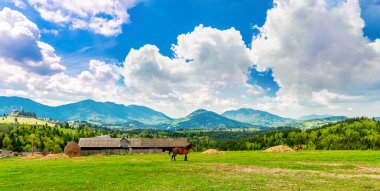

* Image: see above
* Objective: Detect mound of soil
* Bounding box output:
[24,153,69,159]
[24,154,44,159]
[264,145,295,153]
[201,149,225,154]
[45,154,69,159]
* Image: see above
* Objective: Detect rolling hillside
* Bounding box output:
[298,114,334,120]
[244,118,380,150]
[0,116,55,127]
[222,108,295,127]
[291,116,348,129]
[0,96,351,129]
[167,109,255,130]
[0,96,172,125]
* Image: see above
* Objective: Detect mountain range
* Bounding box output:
[298,114,334,120]
[290,116,348,129]
[0,96,350,129]
[221,108,295,127]
[0,96,171,125]
[166,109,254,130]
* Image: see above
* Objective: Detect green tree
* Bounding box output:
[53,145,62,153]
[2,136,12,150]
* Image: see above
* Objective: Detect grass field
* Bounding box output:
[1,151,380,191]
[0,116,55,127]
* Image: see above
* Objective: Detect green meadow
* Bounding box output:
[0,116,55,127]
[1,151,380,191]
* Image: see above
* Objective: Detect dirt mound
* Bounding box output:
[264,145,295,153]
[45,154,69,159]
[23,153,69,159]
[201,149,225,154]
[24,154,44,159]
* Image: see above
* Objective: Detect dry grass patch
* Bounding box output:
[202,149,225,154]
[264,145,294,152]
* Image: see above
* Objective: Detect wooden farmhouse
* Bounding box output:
[78,135,188,155]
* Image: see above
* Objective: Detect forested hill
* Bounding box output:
[210,118,380,151]
[0,96,172,125]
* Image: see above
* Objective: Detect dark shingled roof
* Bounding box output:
[78,136,188,148]
[79,135,129,148]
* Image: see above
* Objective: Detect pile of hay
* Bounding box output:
[23,154,44,159]
[264,145,295,153]
[23,153,69,159]
[45,154,69,159]
[201,149,225,154]
[64,141,81,157]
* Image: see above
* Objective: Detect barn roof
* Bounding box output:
[128,138,188,148]
[78,135,188,148]
[79,136,128,148]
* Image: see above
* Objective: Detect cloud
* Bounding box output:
[0,58,125,106]
[121,25,257,116]
[0,7,65,75]
[2,1,380,118]
[4,0,27,9]
[41,28,59,36]
[0,23,258,117]
[172,25,253,84]
[27,0,139,36]
[251,0,380,116]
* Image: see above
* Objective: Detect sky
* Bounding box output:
[0,0,379,118]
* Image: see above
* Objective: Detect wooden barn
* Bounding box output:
[78,135,188,155]
[127,138,188,153]
[79,135,129,155]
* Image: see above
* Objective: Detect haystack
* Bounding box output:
[263,145,294,153]
[64,141,81,157]
[201,149,225,154]
[45,153,69,159]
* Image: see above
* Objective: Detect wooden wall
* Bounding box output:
[130,148,164,154]
[80,148,166,155]
[80,148,129,156]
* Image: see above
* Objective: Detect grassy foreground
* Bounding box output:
[1,151,380,191]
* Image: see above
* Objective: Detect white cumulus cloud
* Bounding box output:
[27,0,138,36]
[251,0,380,117]
[0,7,65,75]
[121,25,257,116]
[2,1,380,118]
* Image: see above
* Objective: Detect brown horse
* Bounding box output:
[169,144,196,161]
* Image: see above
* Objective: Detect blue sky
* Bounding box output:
[0,0,380,118]
[1,0,278,94]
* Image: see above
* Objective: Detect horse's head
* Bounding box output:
[186,144,196,151]
[190,145,197,151]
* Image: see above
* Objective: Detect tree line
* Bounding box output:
[1,117,380,152]
[190,118,380,151]
[0,124,106,153]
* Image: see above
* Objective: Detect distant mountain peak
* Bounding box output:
[190,109,208,115]
[298,114,334,120]
[222,108,295,128]
[167,108,253,130]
